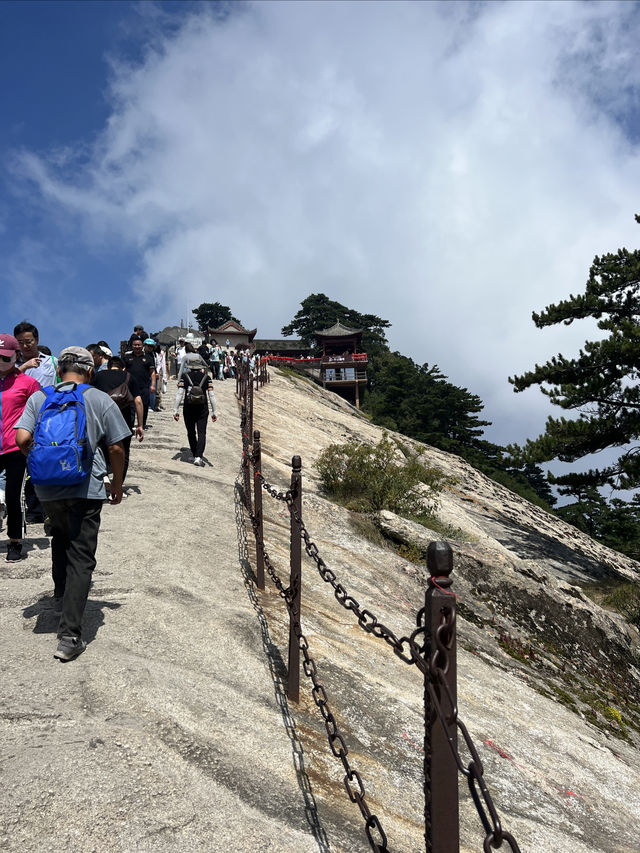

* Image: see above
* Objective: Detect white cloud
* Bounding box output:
[11,0,640,445]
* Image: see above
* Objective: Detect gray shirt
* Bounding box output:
[16,381,131,501]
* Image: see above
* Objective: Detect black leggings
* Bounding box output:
[183,405,208,458]
[0,451,26,540]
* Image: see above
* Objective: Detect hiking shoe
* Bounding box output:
[6,542,25,562]
[193,457,205,467]
[54,636,86,661]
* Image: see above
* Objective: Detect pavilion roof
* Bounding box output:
[314,321,362,339]
[207,320,257,340]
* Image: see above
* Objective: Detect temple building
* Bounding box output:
[314,322,368,408]
[207,319,257,350]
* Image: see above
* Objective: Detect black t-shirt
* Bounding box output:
[128,331,149,346]
[94,369,134,427]
[124,353,155,395]
[180,369,213,410]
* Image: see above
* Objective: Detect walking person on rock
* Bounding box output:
[0,333,40,562]
[15,347,130,661]
[173,356,217,467]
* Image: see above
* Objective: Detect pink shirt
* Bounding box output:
[0,370,40,454]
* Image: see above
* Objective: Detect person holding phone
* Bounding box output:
[14,322,57,389]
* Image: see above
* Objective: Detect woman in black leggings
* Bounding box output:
[173,358,217,467]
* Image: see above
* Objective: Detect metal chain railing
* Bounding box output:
[236,358,521,853]
[250,507,389,852]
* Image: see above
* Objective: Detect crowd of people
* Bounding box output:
[0,321,259,662]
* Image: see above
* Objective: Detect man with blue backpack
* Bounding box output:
[15,346,131,661]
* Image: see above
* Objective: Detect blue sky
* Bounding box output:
[2,0,640,464]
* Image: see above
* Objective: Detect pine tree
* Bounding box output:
[509,215,640,490]
[192,302,240,332]
[281,293,391,354]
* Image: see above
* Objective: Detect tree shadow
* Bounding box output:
[22,595,122,643]
[234,476,331,853]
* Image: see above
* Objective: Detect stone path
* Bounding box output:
[0,377,327,853]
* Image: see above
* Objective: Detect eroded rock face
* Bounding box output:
[376,508,640,744]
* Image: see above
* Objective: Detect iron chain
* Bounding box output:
[258,531,388,853]
[245,417,521,853]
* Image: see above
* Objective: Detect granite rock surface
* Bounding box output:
[1,368,638,853]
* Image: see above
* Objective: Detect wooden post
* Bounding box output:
[424,541,458,853]
[253,430,265,590]
[287,455,302,702]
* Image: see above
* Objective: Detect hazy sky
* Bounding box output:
[2,0,640,452]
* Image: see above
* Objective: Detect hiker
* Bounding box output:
[173,355,217,467]
[87,344,109,373]
[197,340,211,364]
[0,333,40,562]
[94,356,144,484]
[14,321,58,388]
[209,342,220,379]
[124,336,156,430]
[143,339,158,411]
[15,346,131,661]
[152,344,167,411]
[175,338,186,378]
[127,324,149,348]
[13,323,58,526]
[176,342,198,380]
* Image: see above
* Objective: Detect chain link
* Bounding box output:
[256,523,388,852]
[245,430,521,853]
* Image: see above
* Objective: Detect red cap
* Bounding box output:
[0,334,20,357]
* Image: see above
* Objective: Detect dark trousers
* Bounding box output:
[122,433,132,482]
[0,450,26,540]
[140,388,150,429]
[41,499,102,639]
[183,405,208,458]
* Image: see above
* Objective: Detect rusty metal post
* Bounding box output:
[287,455,302,702]
[424,541,458,853]
[241,403,252,515]
[253,429,265,590]
[248,377,254,442]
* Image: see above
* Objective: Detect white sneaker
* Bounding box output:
[193,457,205,467]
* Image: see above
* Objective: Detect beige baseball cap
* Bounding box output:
[58,346,94,369]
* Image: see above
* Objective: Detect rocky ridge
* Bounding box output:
[0,368,639,853]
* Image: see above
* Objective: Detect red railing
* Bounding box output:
[264,353,368,366]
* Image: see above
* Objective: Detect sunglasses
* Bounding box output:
[0,354,14,362]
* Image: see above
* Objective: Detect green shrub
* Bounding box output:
[314,434,445,516]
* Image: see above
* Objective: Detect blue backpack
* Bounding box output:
[27,384,94,486]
